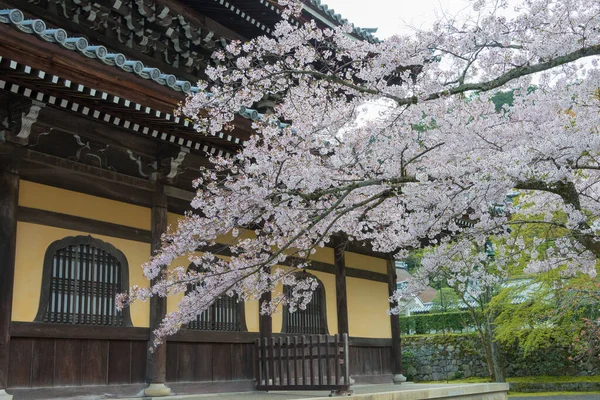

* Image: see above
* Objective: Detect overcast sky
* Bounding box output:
[318,0,474,38]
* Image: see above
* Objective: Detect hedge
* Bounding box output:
[399,311,479,335]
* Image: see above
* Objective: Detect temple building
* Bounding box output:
[0,1,401,398]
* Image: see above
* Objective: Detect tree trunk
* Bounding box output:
[480,329,495,380]
[486,315,506,382]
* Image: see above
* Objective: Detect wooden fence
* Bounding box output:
[256,333,350,394]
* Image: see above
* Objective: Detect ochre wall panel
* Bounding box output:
[19,180,151,230]
[244,300,259,333]
[347,278,391,338]
[12,222,151,327]
[345,252,387,274]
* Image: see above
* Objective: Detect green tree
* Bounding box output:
[431,287,461,312]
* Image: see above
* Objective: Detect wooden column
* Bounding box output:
[333,237,349,336]
[145,185,171,396]
[259,267,272,338]
[386,257,405,383]
[0,149,18,399]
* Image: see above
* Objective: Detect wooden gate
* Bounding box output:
[255,333,351,394]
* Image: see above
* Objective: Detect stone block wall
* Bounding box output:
[402,334,600,381]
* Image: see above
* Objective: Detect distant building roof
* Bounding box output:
[396,267,437,304]
[419,286,437,303]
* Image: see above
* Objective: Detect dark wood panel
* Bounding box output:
[170,329,259,344]
[177,343,196,382]
[54,340,81,386]
[11,322,150,341]
[348,337,393,347]
[7,338,33,388]
[166,342,179,383]
[31,339,55,387]
[194,343,213,382]
[130,341,147,384]
[381,347,392,374]
[349,346,361,376]
[164,341,257,383]
[212,344,232,381]
[348,346,393,377]
[231,343,252,380]
[81,340,108,385]
[108,341,132,385]
[18,207,152,243]
[8,336,148,389]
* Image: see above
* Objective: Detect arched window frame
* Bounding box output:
[281,273,329,334]
[35,235,133,327]
[185,263,247,332]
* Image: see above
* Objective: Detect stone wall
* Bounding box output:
[402,334,600,382]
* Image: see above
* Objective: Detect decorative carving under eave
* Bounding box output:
[15,101,45,141]
[70,134,115,171]
[127,149,157,180]
[166,146,190,180]
[0,94,44,145]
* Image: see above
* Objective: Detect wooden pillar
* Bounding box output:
[386,257,406,383]
[145,185,171,397]
[333,237,349,336]
[0,150,18,400]
[259,267,272,339]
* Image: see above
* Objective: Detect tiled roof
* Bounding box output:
[0,9,195,95]
[307,0,378,42]
[0,7,326,133]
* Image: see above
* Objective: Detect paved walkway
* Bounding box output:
[170,383,468,399]
[513,396,600,400]
[135,382,509,400]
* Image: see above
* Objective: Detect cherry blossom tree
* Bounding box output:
[118,0,600,348]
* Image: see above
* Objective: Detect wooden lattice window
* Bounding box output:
[281,274,329,334]
[35,235,132,326]
[186,264,247,331]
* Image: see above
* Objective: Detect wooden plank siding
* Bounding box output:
[7,322,393,390]
[165,341,255,383]
[348,342,394,384]
[7,337,147,388]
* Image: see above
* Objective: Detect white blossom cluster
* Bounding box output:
[119,0,600,344]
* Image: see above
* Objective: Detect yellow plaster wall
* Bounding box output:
[13,222,151,327]
[19,180,151,230]
[245,300,260,332]
[345,251,387,274]
[347,277,391,338]
[309,247,334,264]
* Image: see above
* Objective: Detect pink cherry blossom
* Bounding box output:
[122,0,600,344]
